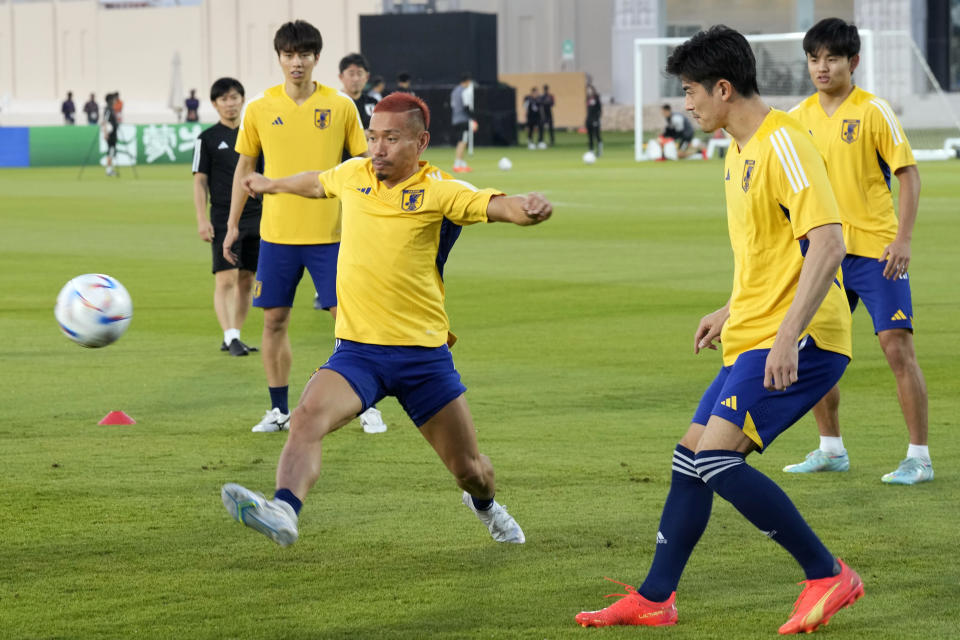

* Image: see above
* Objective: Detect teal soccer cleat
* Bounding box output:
[783,449,850,473]
[881,458,933,485]
[221,483,299,547]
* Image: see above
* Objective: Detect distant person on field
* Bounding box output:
[339,53,378,131]
[585,84,602,155]
[539,84,556,147]
[192,77,262,357]
[367,75,385,101]
[395,71,414,95]
[450,72,475,173]
[61,91,76,125]
[83,93,99,125]
[654,104,703,160]
[101,93,119,176]
[221,92,552,550]
[185,89,200,122]
[523,86,541,149]
[784,17,931,484]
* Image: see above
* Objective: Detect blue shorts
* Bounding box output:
[842,254,914,333]
[319,339,468,427]
[253,240,338,309]
[692,339,849,451]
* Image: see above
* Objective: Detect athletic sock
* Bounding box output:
[470,495,494,511]
[819,436,845,455]
[268,386,289,415]
[638,445,713,602]
[907,444,930,461]
[224,328,240,344]
[695,449,836,580]
[273,488,302,515]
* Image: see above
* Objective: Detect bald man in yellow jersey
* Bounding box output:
[222,20,389,435]
[576,27,863,635]
[783,18,931,484]
[221,93,552,548]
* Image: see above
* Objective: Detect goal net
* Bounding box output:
[633,30,960,161]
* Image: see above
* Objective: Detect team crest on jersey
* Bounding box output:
[401,189,425,212]
[315,109,331,129]
[841,119,860,143]
[741,159,756,193]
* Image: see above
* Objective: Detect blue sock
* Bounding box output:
[695,449,836,580]
[638,445,713,602]
[273,488,302,515]
[470,495,494,511]
[268,386,289,415]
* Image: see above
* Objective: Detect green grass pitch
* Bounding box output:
[1,132,958,639]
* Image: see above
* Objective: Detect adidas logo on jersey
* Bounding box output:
[217,141,229,150]
[720,396,738,411]
[356,187,372,195]
[891,309,908,322]
[272,117,284,125]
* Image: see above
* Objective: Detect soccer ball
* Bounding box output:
[582,151,597,164]
[498,157,513,171]
[55,274,133,348]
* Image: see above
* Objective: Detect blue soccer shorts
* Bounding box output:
[842,254,914,333]
[253,240,338,309]
[691,338,849,451]
[318,339,468,427]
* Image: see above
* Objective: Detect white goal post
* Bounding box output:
[633,30,960,161]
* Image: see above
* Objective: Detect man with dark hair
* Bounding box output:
[784,18,931,484]
[575,26,863,635]
[222,92,552,548]
[101,93,119,177]
[185,89,200,122]
[539,84,555,147]
[585,84,602,155]
[368,75,385,101]
[83,93,99,125]
[657,103,703,159]
[192,77,261,357]
[61,91,76,125]
[339,53,378,130]
[523,86,541,149]
[450,72,474,172]
[395,71,414,94]
[222,19,371,433]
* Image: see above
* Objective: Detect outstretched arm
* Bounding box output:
[485,193,552,226]
[241,171,326,199]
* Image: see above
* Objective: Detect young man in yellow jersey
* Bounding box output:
[221,93,552,547]
[222,20,388,435]
[784,18,931,484]
[575,27,863,634]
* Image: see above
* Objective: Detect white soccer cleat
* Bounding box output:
[462,491,525,544]
[221,483,299,547]
[251,408,290,433]
[359,406,388,434]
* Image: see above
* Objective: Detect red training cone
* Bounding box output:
[98,410,136,425]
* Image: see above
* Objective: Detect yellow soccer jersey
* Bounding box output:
[236,83,367,244]
[791,87,916,258]
[721,109,852,366]
[318,158,503,347]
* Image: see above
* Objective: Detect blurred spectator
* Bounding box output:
[61,91,76,125]
[394,71,414,95]
[185,89,200,122]
[368,75,385,101]
[522,86,542,149]
[83,93,99,124]
[586,84,602,156]
[539,84,555,147]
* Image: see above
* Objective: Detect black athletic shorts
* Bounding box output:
[212,226,260,274]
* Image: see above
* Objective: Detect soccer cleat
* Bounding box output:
[251,408,290,433]
[227,338,249,356]
[359,406,388,434]
[239,340,258,353]
[783,449,850,473]
[220,341,229,352]
[575,578,678,628]
[461,491,525,544]
[881,457,933,485]
[221,483,299,547]
[778,559,863,634]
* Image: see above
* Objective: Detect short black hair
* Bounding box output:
[461,72,472,83]
[273,20,322,56]
[339,53,369,73]
[370,75,384,87]
[210,77,245,102]
[397,71,411,83]
[803,18,860,58]
[665,25,759,97]
[662,103,672,111]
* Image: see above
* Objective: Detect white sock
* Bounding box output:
[907,444,930,461]
[454,159,464,168]
[224,328,240,344]
[819,436,846,455]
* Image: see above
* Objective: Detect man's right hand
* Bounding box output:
[694,305,730,354]
[241,172,272,198]
[197,220,214,243]
[221,226,239,265]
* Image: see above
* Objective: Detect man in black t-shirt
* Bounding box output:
[83,93,99,125]
[101,93,120,176]
[192,77,263,356]
[339,53,378,133]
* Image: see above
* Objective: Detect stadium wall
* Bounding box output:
[498,72,587,129]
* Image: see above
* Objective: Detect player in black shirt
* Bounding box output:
[192,77,263,356]
[338,54,378,135]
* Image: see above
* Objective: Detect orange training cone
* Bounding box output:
[99,410,136,425]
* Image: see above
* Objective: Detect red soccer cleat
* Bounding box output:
[575,578,678,628]
[778,559,864,635]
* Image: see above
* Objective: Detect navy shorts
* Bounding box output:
[842,254,914,333]
[253,240,338,309]
[692,338,849,451]
[319,339,467,427]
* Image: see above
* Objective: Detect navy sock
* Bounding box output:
[695,449,836,580]
[470,495,494,511]
[273,488,302,515]
[638,445,713,602]
[268,386,289,415]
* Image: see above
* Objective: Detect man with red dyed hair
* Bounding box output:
[221,93,553,548]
